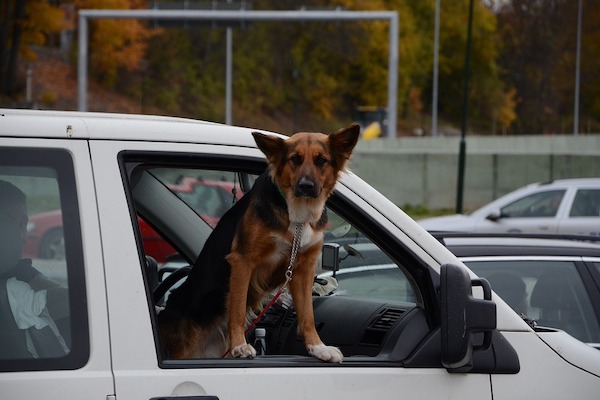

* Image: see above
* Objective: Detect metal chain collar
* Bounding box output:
[283,222,304,287]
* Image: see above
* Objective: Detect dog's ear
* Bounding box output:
[252,132,286,166]
[328,123,360,170]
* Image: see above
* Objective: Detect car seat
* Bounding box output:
[530,270,588,343]
[487,272,527,316]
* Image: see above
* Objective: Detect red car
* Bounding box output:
[24,179,242,263]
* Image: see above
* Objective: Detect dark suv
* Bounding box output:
[320,233,600,349]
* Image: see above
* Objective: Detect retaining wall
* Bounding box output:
[349,135,600,211]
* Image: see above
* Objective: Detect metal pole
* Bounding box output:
[432,0,440,137]
[77,9,398,132]
[456,0,474,214]
[226,26,233,125]
[387,13,399,138]
[573,0,582,136]
[78,14,88,112]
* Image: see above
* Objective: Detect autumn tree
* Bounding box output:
[73,0,157,87]
[0,0,65,95]
[495,0,600,133]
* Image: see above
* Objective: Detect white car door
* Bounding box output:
[558,188,600,236]
[89,137,494,400]
[0,139,114,400]
[475,189,566,233]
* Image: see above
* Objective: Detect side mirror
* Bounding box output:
[321,243,340,276]
[485,209,502,222]
[440,263,496,371]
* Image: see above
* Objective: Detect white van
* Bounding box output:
[1,109,599,400]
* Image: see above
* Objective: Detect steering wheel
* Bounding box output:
[153,266,192,305]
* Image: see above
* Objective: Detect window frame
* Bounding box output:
[120,151,437,368]
[0,147,89,372]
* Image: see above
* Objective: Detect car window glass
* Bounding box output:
[150,168,243,227]
[500,190,565,218]
[466,260,600,344]
[135,168,244,264]
[0,149,88,372]
[570,189,600,217]
[318,209,416,304]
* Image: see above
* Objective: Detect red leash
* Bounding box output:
[245,288,284,335]
[221,289,285,358]
[222,223,304,358]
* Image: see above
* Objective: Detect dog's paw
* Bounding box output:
[307,344,343,363]
[231,343,257,358]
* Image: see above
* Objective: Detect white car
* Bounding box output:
[1,109,599,400]
[419,178,600,236]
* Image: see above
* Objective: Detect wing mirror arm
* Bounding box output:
[440,263,496,371]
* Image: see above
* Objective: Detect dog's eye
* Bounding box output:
[290,154,302,166]
[315,155,328,167]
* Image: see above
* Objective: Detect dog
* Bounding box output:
[158,124,360,363]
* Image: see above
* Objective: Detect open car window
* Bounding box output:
[125,158,427,366]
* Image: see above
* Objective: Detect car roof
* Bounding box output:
[0,108,282,146]
[433,232,600,258]
[523,178,600,188]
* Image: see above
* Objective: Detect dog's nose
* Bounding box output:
[295,176,318,198]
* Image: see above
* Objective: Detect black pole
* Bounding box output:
[456,0,474,214]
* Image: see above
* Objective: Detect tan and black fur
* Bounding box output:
[158,124,360,362]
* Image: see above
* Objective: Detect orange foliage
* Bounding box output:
[74,0,159,86]
[19,0,67,61]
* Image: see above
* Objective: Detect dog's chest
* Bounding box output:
[269,224,323,264]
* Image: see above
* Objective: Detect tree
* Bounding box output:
[74,0,158,87]
[0,0,65,95]
[495,0,600,134]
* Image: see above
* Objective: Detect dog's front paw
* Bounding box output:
[307,344,343,363]
[231,343,257,358]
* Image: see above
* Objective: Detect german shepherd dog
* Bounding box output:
[158,124,360,363]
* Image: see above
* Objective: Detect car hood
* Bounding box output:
[417,214,476,231]
[537,329,600,377]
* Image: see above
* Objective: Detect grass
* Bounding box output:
[400,204,456,221]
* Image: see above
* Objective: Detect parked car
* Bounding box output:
[23,178,241,263]
[443,233,600,349]
[318,232,600,349]
[2,109,600,400]
[418,178,600,236]
[319,232,600,349]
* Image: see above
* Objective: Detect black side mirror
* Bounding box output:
[440,263,496,371]
[321,243,340,277]
[486,209,502,222]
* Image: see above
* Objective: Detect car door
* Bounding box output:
[0,140,114,400]
[475,189,566,234]
[558,188,600,236]
[89,137,494,400]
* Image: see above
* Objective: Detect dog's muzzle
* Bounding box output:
[295,176,319,198]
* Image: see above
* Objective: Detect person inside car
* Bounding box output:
[0,180,69,359]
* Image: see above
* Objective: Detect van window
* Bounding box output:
[0,148,88,372]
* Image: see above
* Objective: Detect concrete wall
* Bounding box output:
[349,135,600,211]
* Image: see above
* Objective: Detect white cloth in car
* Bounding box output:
[6,277,49,330]
[5,277,69,358]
